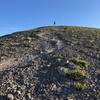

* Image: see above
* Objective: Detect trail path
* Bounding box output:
[0,58,18,71]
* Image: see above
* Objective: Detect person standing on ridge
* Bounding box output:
[54,21,56,25]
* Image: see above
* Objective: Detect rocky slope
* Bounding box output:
[0,26,100,100]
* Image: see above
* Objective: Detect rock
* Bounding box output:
[21,85,26,90]
[51,83,57,91]
[66,60,69,64]
[27,93,31,99]
[57,67,69,75]
[40,51,44,54]
[67,96,74,100]
[57,58,61,62]
[17,90,21,95]
[7,94,14,100]
[47,64,51,67]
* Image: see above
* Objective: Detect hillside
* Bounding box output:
[0,26,100,100]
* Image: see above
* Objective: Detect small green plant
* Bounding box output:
[78,60,90,68]
[73,82,88,91]
[65,66,86,80]
[70,56,90,68]
[92,91,100,99]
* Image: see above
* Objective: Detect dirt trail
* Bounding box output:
[37,32,46,37]
[0,58,18,71]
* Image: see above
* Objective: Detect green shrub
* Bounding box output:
[70,56,90,68]
[65,66,86,80]
[73,82,88,91]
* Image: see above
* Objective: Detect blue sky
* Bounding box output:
[0,0,100,35]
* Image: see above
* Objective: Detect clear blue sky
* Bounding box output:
[0,0,100,35]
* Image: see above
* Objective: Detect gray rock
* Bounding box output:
[7,94,14,100]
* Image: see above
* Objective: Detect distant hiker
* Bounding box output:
[54,21,56,25]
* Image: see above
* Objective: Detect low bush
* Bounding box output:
[73,82,88,91]
[70,56,90,68]
[65,66,86,80]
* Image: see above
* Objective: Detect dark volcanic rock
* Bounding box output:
[0,26,100,100]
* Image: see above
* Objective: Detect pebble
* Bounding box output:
[67,96,74,100]
[27,93,31,99]
[51,83,57,91]
[66,60,69,63]
[57,58,61,62]
[17,90,21,95]
[7,94,14,100]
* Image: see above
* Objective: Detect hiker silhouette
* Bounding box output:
[53,21,56,25]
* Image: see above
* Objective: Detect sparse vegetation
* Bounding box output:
[73,82,88,91]
[0,26,99,100]
[70,56,90,68]
[65,66,86,80]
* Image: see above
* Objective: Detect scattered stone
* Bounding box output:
[0,26,99,100]
[27,93,31,99]
[7,94,14,100]
[17,91,21,95]
[51,83,57,91]
[67,96,74,100]
[58,67,69,75]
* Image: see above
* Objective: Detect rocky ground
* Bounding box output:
[0,26,100,100]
